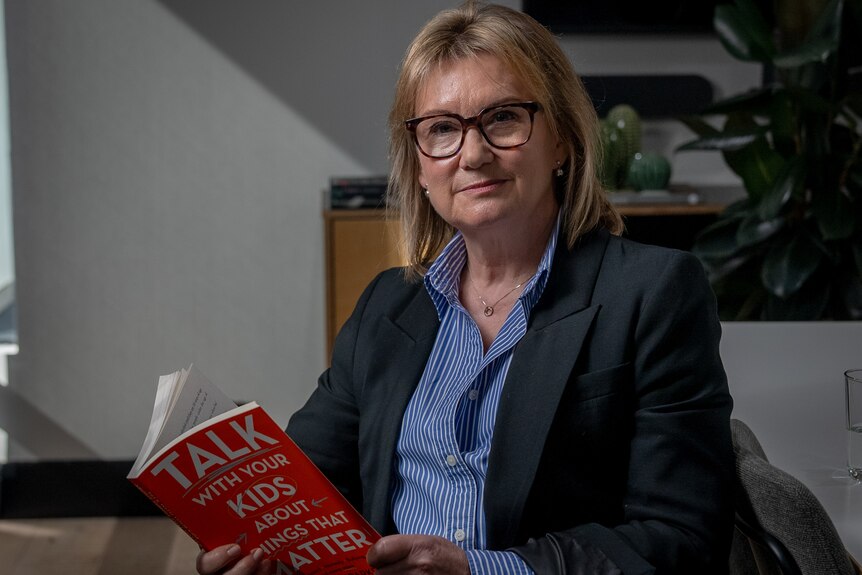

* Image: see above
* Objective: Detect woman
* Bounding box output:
[198,3,734,574]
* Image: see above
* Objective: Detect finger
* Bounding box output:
[253,558,273,575]
[196,544,242,574]
[366,535,412,568]
[221,549,266,575]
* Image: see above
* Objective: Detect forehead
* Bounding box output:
[414,54,531,116]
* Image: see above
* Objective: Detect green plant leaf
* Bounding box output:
[759,158,804,220]
[714,0,776,62]
[763,273,831,319]
[719,113,785,202]
[723,140,785,203]
[737,214,785,247]
[677,115,721,137]
[703,87,776,116]
[774,38,839,67]
[762,231,824,297]
[812,185,855,240]
[677,115,767,153]
[706,251,761,284]
[769,91,797,155]
[677,132,762,151]
[692,216,743,261]
[774,0,842,67]
[724,197,755,216]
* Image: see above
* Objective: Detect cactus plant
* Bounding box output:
[605,104,642,186]
[627,152,672,191]
[599,120,625,190]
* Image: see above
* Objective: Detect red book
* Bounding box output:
[128,366,378,575]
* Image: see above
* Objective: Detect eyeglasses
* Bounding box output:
[405,102,540,159]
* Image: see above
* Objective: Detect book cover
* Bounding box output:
[128,367,378,575]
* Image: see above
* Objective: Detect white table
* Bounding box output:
[721,322,862,561]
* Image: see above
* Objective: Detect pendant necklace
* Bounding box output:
[468,273,527,317]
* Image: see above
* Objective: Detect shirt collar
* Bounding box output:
[424,212,561,318]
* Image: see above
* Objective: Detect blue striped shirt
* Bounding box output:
[391,217,559,574]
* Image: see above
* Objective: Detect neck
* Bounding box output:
[460,208,557,287]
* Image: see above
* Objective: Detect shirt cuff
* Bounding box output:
[464,549,535,574]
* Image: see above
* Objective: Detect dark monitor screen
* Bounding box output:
[523,0,772,35]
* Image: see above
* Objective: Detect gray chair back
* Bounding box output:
[729,418,856,575]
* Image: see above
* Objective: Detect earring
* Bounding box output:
[555,160,564,177]
[424,188,430,197]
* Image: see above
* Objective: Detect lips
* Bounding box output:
[458,179,506,193]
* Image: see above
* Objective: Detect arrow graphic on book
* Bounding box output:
[235,533,248,545]
[312,497,328,507]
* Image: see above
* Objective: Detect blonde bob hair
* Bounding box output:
[388,2,623,279]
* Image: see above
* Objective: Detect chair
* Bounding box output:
[729,418,859,575]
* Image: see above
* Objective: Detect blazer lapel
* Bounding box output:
[484,228,610,548]
[361,284,439,534]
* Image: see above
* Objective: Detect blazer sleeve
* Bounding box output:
[513,250,735,575]
[284,272,386,510]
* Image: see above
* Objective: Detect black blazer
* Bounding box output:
[287,228,734,574]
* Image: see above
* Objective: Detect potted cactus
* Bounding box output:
[600,104,642,190]
[678,0,862,320]
[601,104,672,191]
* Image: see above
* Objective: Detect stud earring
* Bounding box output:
[555,160,564,177]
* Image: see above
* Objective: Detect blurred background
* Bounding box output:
[1,0,763,465]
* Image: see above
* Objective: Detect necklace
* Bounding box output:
[467,273,526,317]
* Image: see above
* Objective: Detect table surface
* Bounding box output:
[721,322,862,561]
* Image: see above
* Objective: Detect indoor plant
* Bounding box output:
[679,0,862,320]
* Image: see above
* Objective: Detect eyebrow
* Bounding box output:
[414,97,530,118]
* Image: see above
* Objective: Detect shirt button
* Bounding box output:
[454,529,466,542]
[468,389,479,401]
[446,454,457,467]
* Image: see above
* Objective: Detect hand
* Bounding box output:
[367,534,470,574]
[195,544,271,575]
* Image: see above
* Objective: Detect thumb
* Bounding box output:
[366,535,410,568]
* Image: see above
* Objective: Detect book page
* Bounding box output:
[131,365,235,474]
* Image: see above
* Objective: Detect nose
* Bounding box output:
[458,126,493,169]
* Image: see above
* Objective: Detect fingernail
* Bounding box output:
[226,544,241,557]
[252,548,264,561]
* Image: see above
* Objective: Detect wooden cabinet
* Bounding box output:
[323,211,403,358]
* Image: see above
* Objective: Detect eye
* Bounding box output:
[426,118,461,136]
[486,108,520,125]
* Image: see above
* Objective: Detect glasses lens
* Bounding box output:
[481,105,532,148]
[415,116,463,158]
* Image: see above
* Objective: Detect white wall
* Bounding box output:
[721,322,862,473]
[6,0,759,458]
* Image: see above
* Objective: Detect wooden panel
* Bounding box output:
[324,212,402,358]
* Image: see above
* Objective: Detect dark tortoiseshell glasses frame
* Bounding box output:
[405,102,541,159]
